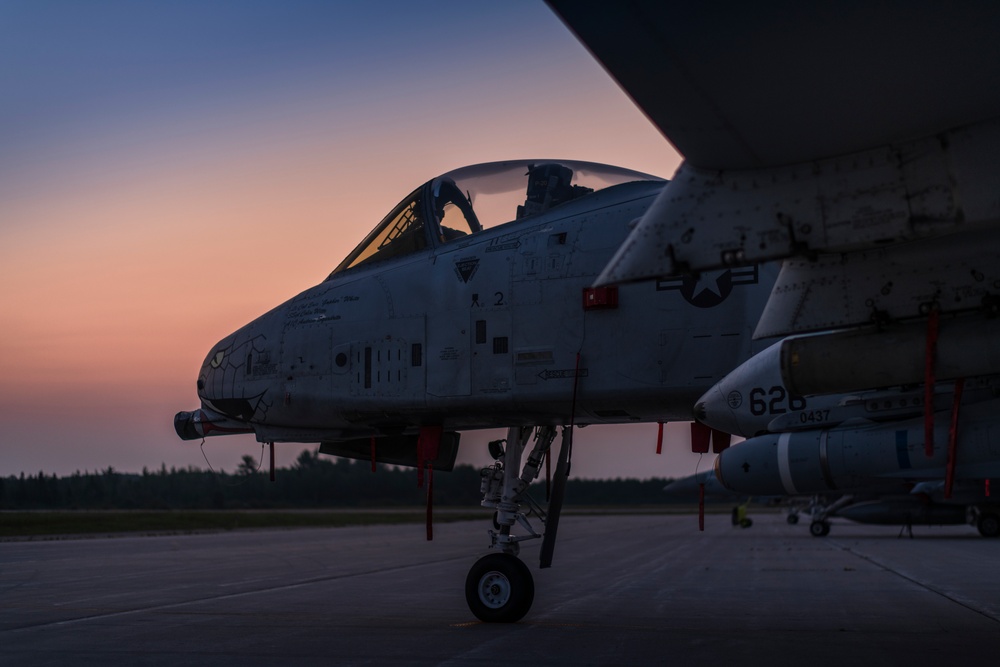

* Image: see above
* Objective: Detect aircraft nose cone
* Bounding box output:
[174,411,201,441]
[694,384,741,435]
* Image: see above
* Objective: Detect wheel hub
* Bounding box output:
[479,571,511,608]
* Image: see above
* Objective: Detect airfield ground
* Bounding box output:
[1,511,996,665]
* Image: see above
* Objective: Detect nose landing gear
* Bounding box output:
[467,424,570,622]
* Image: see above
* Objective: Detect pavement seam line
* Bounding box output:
[6,553,474,633]
[830,538,1000,625]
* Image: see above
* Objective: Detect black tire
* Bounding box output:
[809,520,831,537]
[465,553,534,623]
[740,518,753,528]
[977,513,1000,538]
[787,513,799,525]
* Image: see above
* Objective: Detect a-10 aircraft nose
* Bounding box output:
[174,338,259,441]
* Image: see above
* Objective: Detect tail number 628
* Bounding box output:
[749,386,806,416]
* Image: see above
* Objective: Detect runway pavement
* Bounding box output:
[1,511,997,666]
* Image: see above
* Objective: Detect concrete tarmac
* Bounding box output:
[1,512,997,666]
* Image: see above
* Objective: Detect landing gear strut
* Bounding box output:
[805,494,856,537]
[467,425,569,622]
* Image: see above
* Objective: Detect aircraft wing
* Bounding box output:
[548,1,1000,171]
[550,1,1000,347]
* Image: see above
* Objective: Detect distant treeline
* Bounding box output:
[0,450,681,510]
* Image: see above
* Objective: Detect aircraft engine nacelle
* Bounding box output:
[714,399,1000,496]
[781,316,1000,397]
[695,341,814,438]
[697,330,1000,441]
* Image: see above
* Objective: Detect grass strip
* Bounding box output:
[0,510,484,538]
[0,505,751,539]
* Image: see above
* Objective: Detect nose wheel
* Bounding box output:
[465,553,534,623]
[810,520,831,537]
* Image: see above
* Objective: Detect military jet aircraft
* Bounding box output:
[175,159,778,622]
[547,2,1000,530]
[177,0,1000,622]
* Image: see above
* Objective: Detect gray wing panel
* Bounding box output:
[547,1,1000,169]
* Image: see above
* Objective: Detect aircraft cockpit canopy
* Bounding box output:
[329,159,662,277]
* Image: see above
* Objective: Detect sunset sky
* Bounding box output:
[0,1,716,480]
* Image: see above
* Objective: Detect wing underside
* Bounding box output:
[548,1,1000,170]
[550,1,1000,344]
